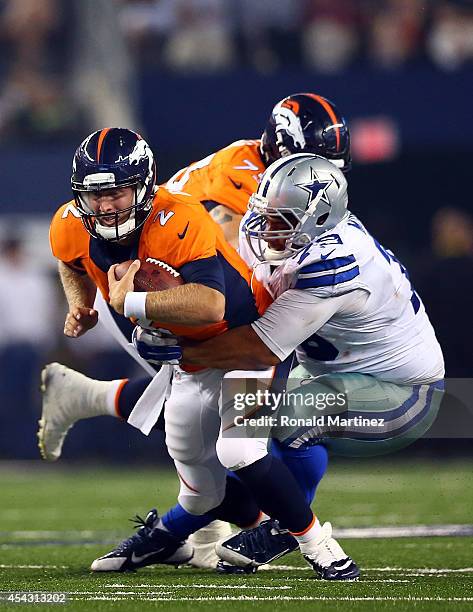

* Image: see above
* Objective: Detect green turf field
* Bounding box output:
[0,459,472,611]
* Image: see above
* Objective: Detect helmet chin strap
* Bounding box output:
[262,245,292,263]
[95,208,137,241]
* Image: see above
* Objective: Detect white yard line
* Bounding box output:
[104,584,292,589]
[261,564,473,573]
[335,525,473,538]
[3,524,472,541]
[0,564,68,569]
[69,595,473,602]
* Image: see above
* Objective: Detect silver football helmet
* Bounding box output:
[245,154,349,262]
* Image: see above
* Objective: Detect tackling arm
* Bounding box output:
[183,324,280,369]
[182,289,360,369]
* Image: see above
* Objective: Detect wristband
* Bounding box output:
[124,292,147,319]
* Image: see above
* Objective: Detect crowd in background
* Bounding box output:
[120,0,473,73]
[0,0,472,140]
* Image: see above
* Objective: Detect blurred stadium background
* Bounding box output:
[0,0,472,466]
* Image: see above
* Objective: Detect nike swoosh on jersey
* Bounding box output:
[131,549,165,563]
[320,249,336,260]
[178,222,190,240]
[229,177,242,190]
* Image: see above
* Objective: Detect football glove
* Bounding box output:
[132,326,182,365]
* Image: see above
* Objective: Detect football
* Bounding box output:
[113,258,183,292]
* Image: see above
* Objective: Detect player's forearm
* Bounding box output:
[145,284,225,325]
[58,261,96,308]
[182,325,280,369]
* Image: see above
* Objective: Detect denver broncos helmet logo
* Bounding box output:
[272,100,306,154]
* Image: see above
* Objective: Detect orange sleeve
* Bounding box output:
[204,142,265,215]
[49,201,89,271]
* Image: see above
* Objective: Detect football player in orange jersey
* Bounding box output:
[44,126,275,572]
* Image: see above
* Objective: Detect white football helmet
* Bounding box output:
[245,154,349,262]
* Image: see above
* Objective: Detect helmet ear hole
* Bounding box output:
[316,212,329,226]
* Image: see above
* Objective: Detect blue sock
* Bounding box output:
[272,440,328,505]
[117,377,151,420]
[161,504,213,540]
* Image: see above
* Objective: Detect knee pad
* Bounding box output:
[216,435,268,471]
[178,488,226,516]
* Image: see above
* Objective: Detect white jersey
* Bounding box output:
[239,211,444,385]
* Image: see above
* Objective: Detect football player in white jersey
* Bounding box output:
[165,153,444,578]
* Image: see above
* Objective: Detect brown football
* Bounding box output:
[114,258,183,292]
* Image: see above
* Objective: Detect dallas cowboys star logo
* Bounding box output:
[295,167,333,208]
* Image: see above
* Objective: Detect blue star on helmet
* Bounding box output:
[295,168,333,207]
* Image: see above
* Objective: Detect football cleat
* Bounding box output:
[38,363,83,461]
[215,519,298,568]
[90,509,193,572]
[216,560,257,575]
[38,362,115,461]
[302,522,360,581]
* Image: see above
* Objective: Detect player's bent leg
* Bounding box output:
[271,439,328,505]
[165,367,228,513]
[216,389,359,579]
[163,367,233,566]
[215,436,311,569]
[281,369,444,457]
[38,363,133,461]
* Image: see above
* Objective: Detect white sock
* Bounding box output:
[292,516,322,549]
[84,378,127,418]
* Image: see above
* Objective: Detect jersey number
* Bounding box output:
[166,154,215,194]
[373,239,420,314]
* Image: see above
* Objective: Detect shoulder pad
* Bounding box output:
[291,235,359,294]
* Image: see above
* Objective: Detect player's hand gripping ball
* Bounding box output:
[108,258,183,315]
[113,258,183,291]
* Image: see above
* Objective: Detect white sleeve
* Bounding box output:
[251,288,366,361]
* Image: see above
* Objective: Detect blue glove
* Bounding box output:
[132,326,182,365]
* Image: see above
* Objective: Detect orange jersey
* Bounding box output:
[50,190,272,369]
[164,139,266,215]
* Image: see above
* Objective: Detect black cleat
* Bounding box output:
[304,555,360,580]
[302,522,360,581]
[90,509,193,572]
[216,560,258,575]
[216,519,298,568]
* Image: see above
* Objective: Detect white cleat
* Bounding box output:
[188,520,232,569]
[301,522,360,581]
[38,362,114,461]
